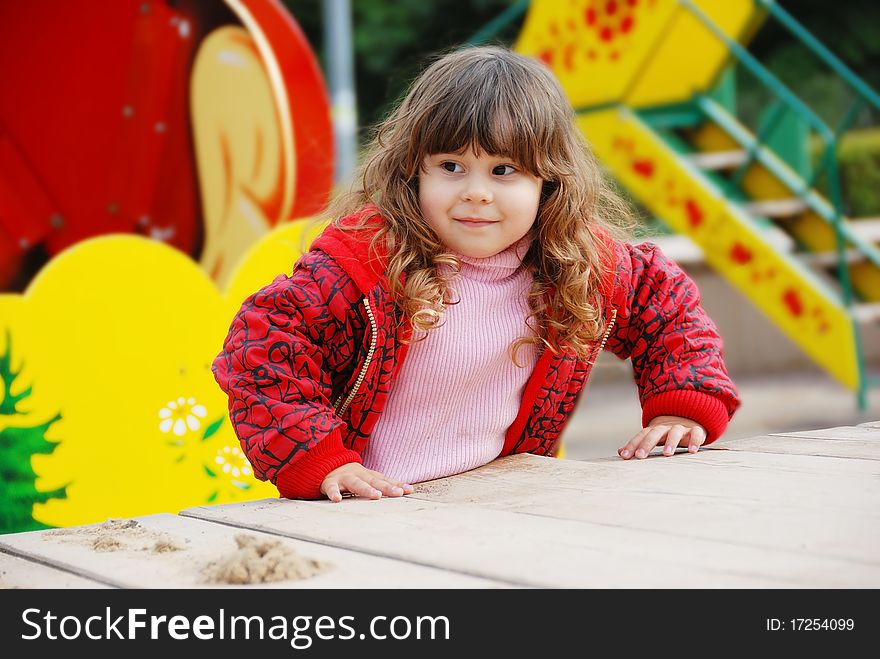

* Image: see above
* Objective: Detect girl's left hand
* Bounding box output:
[618,415,707,460]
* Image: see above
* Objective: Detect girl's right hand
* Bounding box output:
[320,463,414,503]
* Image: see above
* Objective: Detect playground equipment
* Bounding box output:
[0,0,333,532]
[0,0,332,291]
[475,0,880,409]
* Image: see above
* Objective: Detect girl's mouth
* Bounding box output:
[455,218,497,227]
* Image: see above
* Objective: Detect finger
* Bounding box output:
[662,425,689,456]
[687,426,707,453]
[342,476,382,499]
[365,470,414,494]
[635,425,670,458]
[619,427,652,459]
[367,476,407,497]
[395,478,415,493]
[322,481,343,504]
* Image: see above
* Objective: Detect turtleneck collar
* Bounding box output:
[447,234,533,283]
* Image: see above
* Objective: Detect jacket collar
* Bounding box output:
[310,208,388,295]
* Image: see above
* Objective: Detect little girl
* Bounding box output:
[213,46,741,503]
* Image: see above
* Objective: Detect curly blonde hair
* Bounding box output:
[330,45,634,362]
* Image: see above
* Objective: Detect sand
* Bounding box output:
[40,519,331,586]
[44,518,186,554]
[202,533,332,585]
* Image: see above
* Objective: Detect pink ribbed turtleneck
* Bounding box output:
[362,236,539,484]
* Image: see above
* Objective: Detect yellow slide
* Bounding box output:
[515,0,880,397]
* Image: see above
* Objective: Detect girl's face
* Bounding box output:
[419,149,542,259]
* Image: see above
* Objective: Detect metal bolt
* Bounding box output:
[154,122,167,133]
[137,215,151,227]
[122,105,134,119]
[19,238,30,250]
[50,213,65,229]
[150,226,176,242]
[141,2,150,14]
[107,202,119,215]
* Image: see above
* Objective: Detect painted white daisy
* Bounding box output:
[158,397,208,436]
[213,445,253,485]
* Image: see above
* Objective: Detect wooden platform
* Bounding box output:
[2,422,878,588]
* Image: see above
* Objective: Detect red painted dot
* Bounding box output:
[539,50,554,66]
[783,289,804,317]
[818,321,830,334]
[632,159,654,178]
[606,1,618,15]
[610,50,620,60]
[585,8,596,25]
[628,0,639,5]
[730,242,752,264]
[587,49,598,60]
[621,16,634,33]
[685,199,704,227]
[564,45,575,71]
[600,27,614,41]
[550,22,559,36]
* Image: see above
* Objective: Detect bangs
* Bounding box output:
[410,56,561,178]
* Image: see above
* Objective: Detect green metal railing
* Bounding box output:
[466,0,530,46]
[678,0,880,407]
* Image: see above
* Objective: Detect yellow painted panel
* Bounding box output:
[515,0,679,107]
[850,261,880,300]
[0,219,326,528]
[516,0,764,108]
[578,108,860,389]
[191,26,294,289]
[224,218,328,319]
[627,0,761,107]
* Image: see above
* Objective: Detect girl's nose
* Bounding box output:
[461,179,493,203]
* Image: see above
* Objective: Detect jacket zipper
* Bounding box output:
[334,297,378,416]
[587,308,617,364]
[334,303,614,416]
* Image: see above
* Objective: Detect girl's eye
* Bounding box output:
[493,164,516,176]
[441,162,463,173]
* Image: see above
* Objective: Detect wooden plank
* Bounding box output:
[769,425,880,441]
[714,434,880,460]
[402,453,880,569]
[413,451,879,513]
[0,550,111,589]
[181,490,879,588]
[0,513,509,589]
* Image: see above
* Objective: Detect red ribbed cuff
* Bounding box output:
[641,390,731,444]
[274,429,362,499]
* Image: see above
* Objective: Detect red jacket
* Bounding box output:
[213,214,740,499]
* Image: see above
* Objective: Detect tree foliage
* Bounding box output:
[285,1,878,140]
[283,0,524,132]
